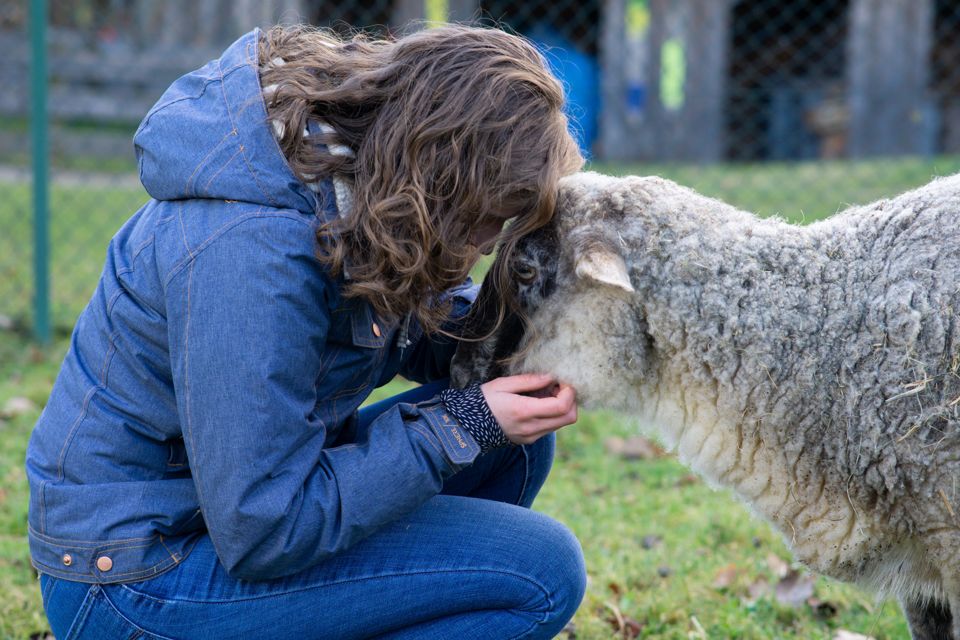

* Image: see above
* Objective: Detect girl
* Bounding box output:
[28,23,584,639]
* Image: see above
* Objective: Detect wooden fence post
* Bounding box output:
[848,0,935,157]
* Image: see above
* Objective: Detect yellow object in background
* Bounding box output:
[426,0,449,25]
[626,0,649,37]
[660,37,686,111]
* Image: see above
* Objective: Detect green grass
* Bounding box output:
[0,335,911,639]
[3,155,953,637]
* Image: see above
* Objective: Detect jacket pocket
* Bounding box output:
[319,299,392,394]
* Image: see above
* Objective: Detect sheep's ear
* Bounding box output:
[574,247,635,293]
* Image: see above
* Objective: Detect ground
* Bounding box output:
[4,156,955,638]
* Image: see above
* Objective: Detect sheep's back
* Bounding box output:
[639,173,960,565]
[816,177,960,523]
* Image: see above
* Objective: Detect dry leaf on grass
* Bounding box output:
[712,563,739,589]
[766,553,790,578]
[603,436,665,460]
[675,474,700,487]
[744,576,771,604]
[603,601,643,639]
[775,569,816,608]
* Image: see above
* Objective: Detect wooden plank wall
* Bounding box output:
[3,0,306,125]
[847,0,935,157]
[601,0,731,162]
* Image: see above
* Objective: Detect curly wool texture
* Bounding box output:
[453,171,960,623]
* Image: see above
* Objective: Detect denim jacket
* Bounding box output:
[25,29,481,584]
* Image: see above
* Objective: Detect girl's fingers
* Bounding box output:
[484,373,556,394]
[515,383,576,419]
[506,411,579,444]
[482,377,578,444]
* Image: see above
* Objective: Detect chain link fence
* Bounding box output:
[4,0,960,338]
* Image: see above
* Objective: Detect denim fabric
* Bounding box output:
[39,390,584,640]
[26,28,486,586]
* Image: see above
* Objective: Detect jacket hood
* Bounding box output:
[133,29,319,215]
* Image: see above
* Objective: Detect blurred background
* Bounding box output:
[5,0,960,339]
[1,2,957,637]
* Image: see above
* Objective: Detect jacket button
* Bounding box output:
[372,323,381,337]
[96,556,113,572]
[61,554,72,566]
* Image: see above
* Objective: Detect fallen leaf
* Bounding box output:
[604,437,626,456]
[622,617,643,639]
[604,436,665,460]
[775,569,816,608]
[603,601,643,639]
[712,563,739,589]
[745,576,770,603]
[833,631,875,640]
[2,396,37,419]
[621,436,666,460]
[766,553,790,578]
[675,474,699,487]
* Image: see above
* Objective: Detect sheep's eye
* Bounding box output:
[514,264,538,284]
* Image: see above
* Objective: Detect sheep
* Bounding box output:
[450,171,960,640]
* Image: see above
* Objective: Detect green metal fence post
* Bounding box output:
[30,0,50,344]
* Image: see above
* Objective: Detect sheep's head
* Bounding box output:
[451,172,653,408]
[450,221,563,386]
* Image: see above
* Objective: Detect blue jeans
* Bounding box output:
[38,383,585,639]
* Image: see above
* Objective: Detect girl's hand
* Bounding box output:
[480,373,578,445]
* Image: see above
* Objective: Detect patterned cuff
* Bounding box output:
[439,384,511,454]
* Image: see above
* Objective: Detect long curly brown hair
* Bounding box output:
[259,24,583,333]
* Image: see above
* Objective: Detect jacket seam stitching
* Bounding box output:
[163,211,312,287]
[106,288,127,317]
[184,127,239,198]
[137,77,219,132]
[53,331,120,487]
[177,202,195,260]
[29,524,156,545]
[407,424,446,459]
[32,553,181,580]
[201,144,244,194]
[217,55,282,208]
[182,261,202,512]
